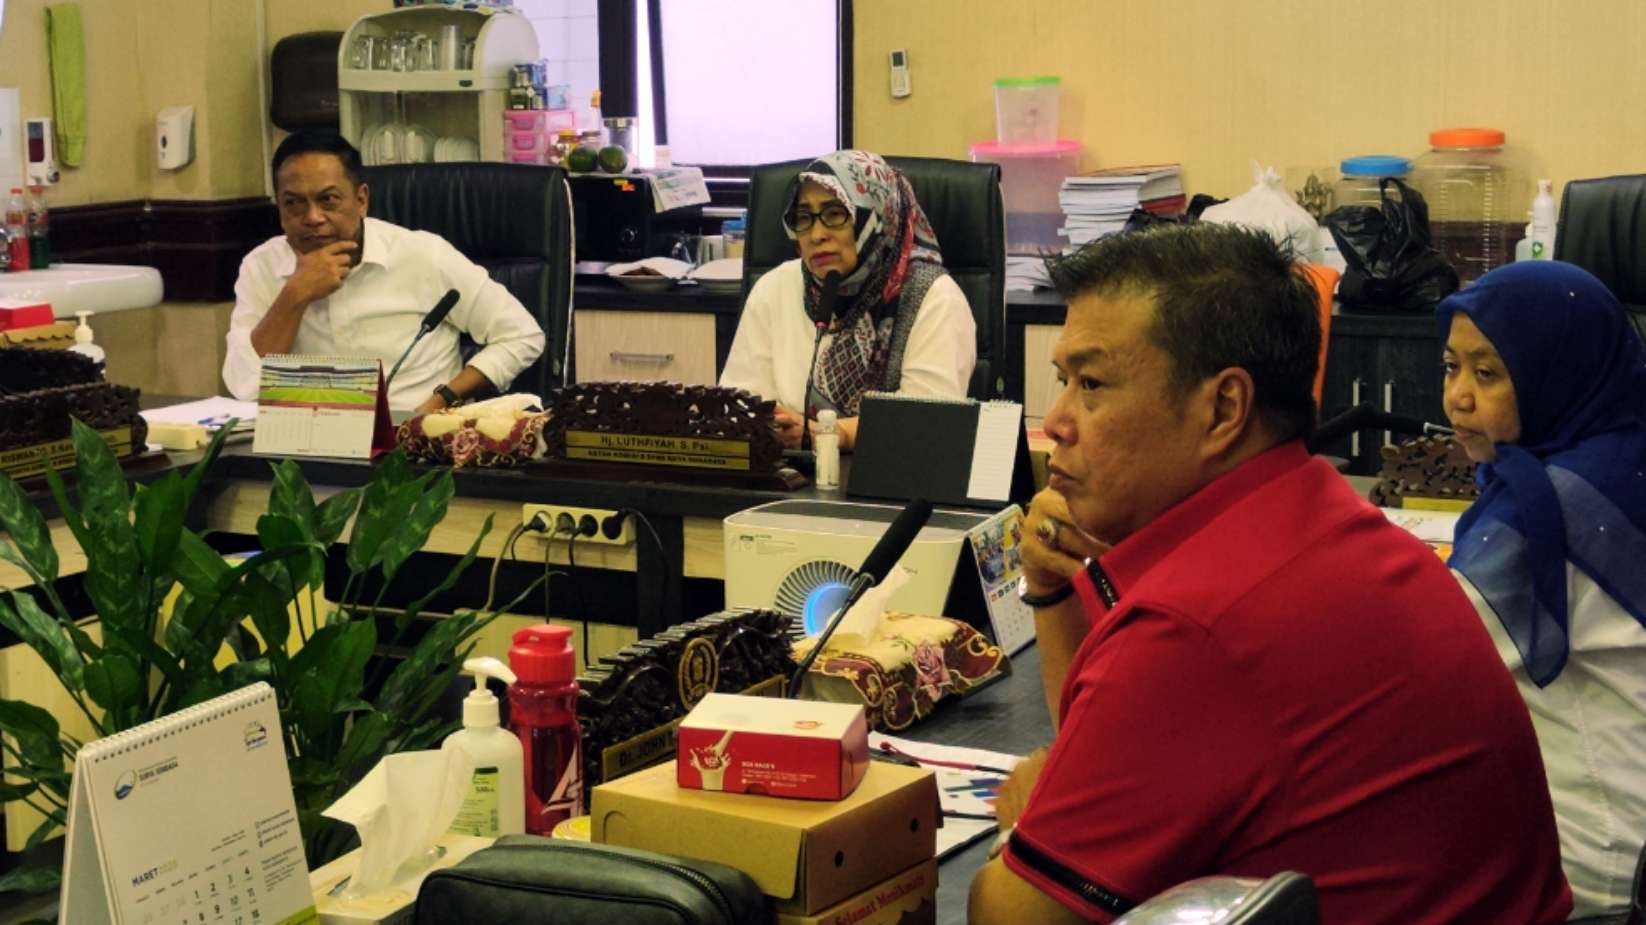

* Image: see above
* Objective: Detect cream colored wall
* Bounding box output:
[853,0,1646,199]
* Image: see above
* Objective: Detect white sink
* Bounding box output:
[0,263,164,316]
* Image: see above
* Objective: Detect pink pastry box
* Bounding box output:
[677,693,869,801]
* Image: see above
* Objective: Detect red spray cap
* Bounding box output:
[509,624,577,684]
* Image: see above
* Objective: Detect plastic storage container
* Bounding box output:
[1334,155,1411,208]
[1410,128,1529,284]
[721,215,746,258]
[969,140,1080,255]
[993,76,1061,145]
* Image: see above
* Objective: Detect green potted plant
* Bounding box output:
[0,420,538,897]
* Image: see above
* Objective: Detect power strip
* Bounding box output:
[521,504,634,546]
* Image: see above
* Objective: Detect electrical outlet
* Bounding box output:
[521,504,633,546]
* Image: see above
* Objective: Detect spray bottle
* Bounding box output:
[442,657,525,837]
[508,625,583,835]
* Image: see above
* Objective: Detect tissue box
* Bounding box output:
[593,760,936,916]
[677,693,868,800]
[0,299,55,332]
[309,833,493,925]
[775,858,938,925]
[793,614,1008,732]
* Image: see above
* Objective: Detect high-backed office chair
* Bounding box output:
[1115,872,1319,925]
[1554,173,1646,338]
[742,156,1007,399]
[359,163,575,398]
[1627,837,1646,925]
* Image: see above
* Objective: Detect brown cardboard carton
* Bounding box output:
[0,321,76,350]
[776,858,937,925]
[592,760,936,915]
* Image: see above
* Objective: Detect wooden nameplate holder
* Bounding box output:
[539,381,807,490]
[0,348,159,484]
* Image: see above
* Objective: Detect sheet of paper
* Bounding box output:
[1382,507,1462,544]
[141,396,259,431]
[870,733,1024,859]
[966,401,1023,501]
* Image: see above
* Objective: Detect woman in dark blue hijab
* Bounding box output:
[1436,259,1646,921]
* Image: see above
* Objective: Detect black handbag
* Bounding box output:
[414,834,772,924]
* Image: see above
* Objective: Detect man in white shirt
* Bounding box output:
[223,132,544,413]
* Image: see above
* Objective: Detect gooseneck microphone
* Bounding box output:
[1306,402,1454,455]
[798,271,842,452]
[788,498,934,697]
[384,288,461,392]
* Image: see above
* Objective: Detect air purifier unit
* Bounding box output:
[723,500,992,636]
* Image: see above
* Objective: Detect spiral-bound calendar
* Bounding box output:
[253,355,394,460]
[59,683,318,925]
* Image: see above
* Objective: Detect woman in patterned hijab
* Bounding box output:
[721,150,976,449]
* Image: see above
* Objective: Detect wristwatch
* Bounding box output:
[433,384,461,407]
[1016,574,1076,608]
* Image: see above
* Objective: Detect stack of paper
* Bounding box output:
[1006,256,1053,292]
[141,396,258,433]
[1059,164,1185,249]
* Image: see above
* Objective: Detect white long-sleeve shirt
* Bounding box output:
[1457,566,1646,921]
[718,258,977,410]
[223,217,545,411]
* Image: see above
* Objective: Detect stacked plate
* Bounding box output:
[606,257,692,292]
[360,125,477,165]
[434,137,480,162]
[687,258,744,295]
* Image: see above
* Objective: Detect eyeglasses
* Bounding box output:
[786,204,853,234]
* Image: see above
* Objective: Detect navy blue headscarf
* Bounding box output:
[1436,261,1646,686]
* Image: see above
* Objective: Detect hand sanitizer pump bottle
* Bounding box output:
[442,657,526,837]
[70,311,106,371]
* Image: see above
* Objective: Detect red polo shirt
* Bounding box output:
[1005,442,1570,924]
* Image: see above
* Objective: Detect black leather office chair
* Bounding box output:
[360,162,574,398]
[1626,837,1646,925]
[1554,173,1646,338]
[1115,872,1319,925]
[742,156,1007,399]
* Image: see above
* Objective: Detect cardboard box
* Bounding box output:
[593,760,936,915]
[308,833,493,925]
[0,320,74,350]
[777,858,937,925]
[0,299,54,331]
[678,693,869,800]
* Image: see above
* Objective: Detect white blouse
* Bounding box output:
[1457,566,1646,921]
[718,258,977,411]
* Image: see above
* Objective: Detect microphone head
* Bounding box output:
[857,498,934,585]
[423,289,460,331]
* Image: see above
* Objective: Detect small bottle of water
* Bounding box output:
[813,410,840,489]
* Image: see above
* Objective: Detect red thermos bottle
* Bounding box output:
[507,624,583,834]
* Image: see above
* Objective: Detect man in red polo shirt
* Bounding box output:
[968,225,1570,924]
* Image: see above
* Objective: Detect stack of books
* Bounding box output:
[1059,165,1186,250]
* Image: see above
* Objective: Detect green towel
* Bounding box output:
[45,3,86,168]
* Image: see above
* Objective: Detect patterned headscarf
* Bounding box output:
[785,150,947,416]
[1437,261,1646,686]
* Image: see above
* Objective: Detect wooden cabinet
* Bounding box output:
[1319,314,1446,474]
[1022,324,1061,425]
[574,310,719,386]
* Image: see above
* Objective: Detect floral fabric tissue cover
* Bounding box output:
[792,613,1006,732]
[397,397,550,469]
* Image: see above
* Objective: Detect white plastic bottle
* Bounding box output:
[69,311,106,369]
[1530,178,1556,260]
[1514,212,1535,263]
[443,657,525,837]
[813,409,840,489]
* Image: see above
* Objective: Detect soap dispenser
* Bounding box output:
[442,657,525,837]
[69,311,106,370]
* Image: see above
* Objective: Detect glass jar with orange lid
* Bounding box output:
[1410,127,1531,284]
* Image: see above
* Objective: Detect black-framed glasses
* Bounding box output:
[785,204,853,234]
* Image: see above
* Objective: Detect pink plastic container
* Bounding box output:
[969,140,1081,255]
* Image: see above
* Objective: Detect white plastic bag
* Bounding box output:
[1201,161,1324,264]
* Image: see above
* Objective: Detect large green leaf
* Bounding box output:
[345,452,418,574]
[0,865,61,896]
[378,471,455,582]
[335,711,391,773]
[83,653,143,725]
[24,813,62,850]
[287,620,375,750]
[0,593,84,693]
[170,529,231,600]
[132,471,185,578]
[180,419,235,507]
[314,487,363,546]
[0,473,58,584]
[68,419,143,632]
[0,780,39,803]
[97,616,184,692]
[256,514,311,600]
[221,658,274,692]
[0,698,62,770]
[269,462,323,589]
[240,570,294,675]
[377,613,479,726]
